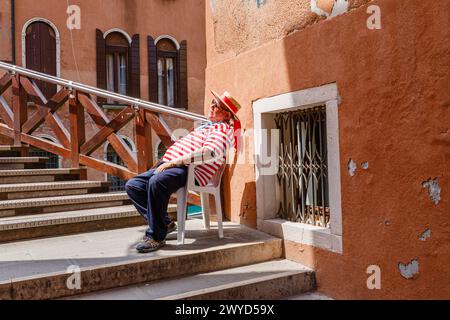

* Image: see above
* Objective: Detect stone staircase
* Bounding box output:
[0,144,317,300]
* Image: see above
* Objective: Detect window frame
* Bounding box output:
[105,33,130,103]
[157,48,179,108]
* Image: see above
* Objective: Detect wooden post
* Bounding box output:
[69,91,85,168]
[12,75,27,147]
[136,108,153,173]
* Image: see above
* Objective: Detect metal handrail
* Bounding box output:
[0,61,207,122]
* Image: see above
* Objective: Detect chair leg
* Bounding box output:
[214,192,224,239]
[201,192,211,230]
[176,188,187,245]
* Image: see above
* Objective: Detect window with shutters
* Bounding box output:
[96,29,140,104]
[105,32,129,102]
[148,36,187,109]
[157,39,178,107]
[25,21,57,100]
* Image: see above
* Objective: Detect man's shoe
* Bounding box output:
[167,221,177,234]
[142,222,177,241]
[136,239,166,253]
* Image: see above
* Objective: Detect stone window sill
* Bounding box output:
[258,218,343,254]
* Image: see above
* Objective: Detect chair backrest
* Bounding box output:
[208,163,226,188]
[186,163,226,190]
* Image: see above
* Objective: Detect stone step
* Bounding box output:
[0,157,48,170]
[0,168,85,184]
[0,204,176,243]
[0,145,29,157]
[286,292,333,300]
[0,220,283,300]
[68,259,315,300]
[0,180,111,200]
[0,192,131,217]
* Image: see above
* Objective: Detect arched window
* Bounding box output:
[148,36,187,108]
[157,39,178,107]
[155,141,168,162]
[96,29,140,103]
[105,32,129,97]
[106,138,134,192]
[25,21,57,99]
[30,137,59,168]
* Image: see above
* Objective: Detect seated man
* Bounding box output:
[125,91,241,253]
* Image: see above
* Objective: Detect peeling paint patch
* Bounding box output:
[419,229,431,241]
[361,162,369,170]
[256,0,266,8]
[311,0,349,19]
[422,178,442,205]
[348,159,357,177]
[209,0,217,14]
[399,259,419,279]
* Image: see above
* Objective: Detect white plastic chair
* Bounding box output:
[175,164,226,245]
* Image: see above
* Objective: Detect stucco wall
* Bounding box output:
[205,0,450,298]
[0,0,12,62]
[207,0,371,59]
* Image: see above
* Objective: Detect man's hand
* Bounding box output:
[155,161,181,174]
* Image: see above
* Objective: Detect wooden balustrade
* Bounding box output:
[0,71,201,205]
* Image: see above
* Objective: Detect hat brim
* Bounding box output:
[210,90,239,121]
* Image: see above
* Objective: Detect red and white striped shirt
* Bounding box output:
[162,122,234,186]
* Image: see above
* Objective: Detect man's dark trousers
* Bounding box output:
[125,164,188,241]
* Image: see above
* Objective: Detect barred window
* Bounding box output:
[30,137,59,169]
[106,138,133,192]
[275,106,330,227]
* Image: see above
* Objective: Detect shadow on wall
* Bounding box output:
[222,165,257,228]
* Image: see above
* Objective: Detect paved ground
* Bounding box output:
[0,218,277,282]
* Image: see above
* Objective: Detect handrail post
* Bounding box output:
[136,108,153,173]
[12,74,27,148]
[69,90,85,168]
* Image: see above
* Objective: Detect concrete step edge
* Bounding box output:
[0,168,83,177]
[0,205,142,231]
[0,181,108,193]
[68,259,314,300]
[0,238,283,300]
[0,157,48,163]
[160,269,315,300]
[0,146,27,151]
[0,192,129,209]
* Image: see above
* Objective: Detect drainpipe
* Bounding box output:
[10,0,16,65]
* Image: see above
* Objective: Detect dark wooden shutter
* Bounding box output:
[178,40,188,109]
[129,34,141,98]
[147,36,158,103]
[96,29,106,105]
[26,22,56,100]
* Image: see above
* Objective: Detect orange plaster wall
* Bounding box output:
[0,0,12,62]
[205,0,450,298]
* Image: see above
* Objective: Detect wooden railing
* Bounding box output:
[0,62,207,203]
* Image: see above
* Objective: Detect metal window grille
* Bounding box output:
[107,140,133,192]
[275,106,330,228]
[30,148,59,169]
